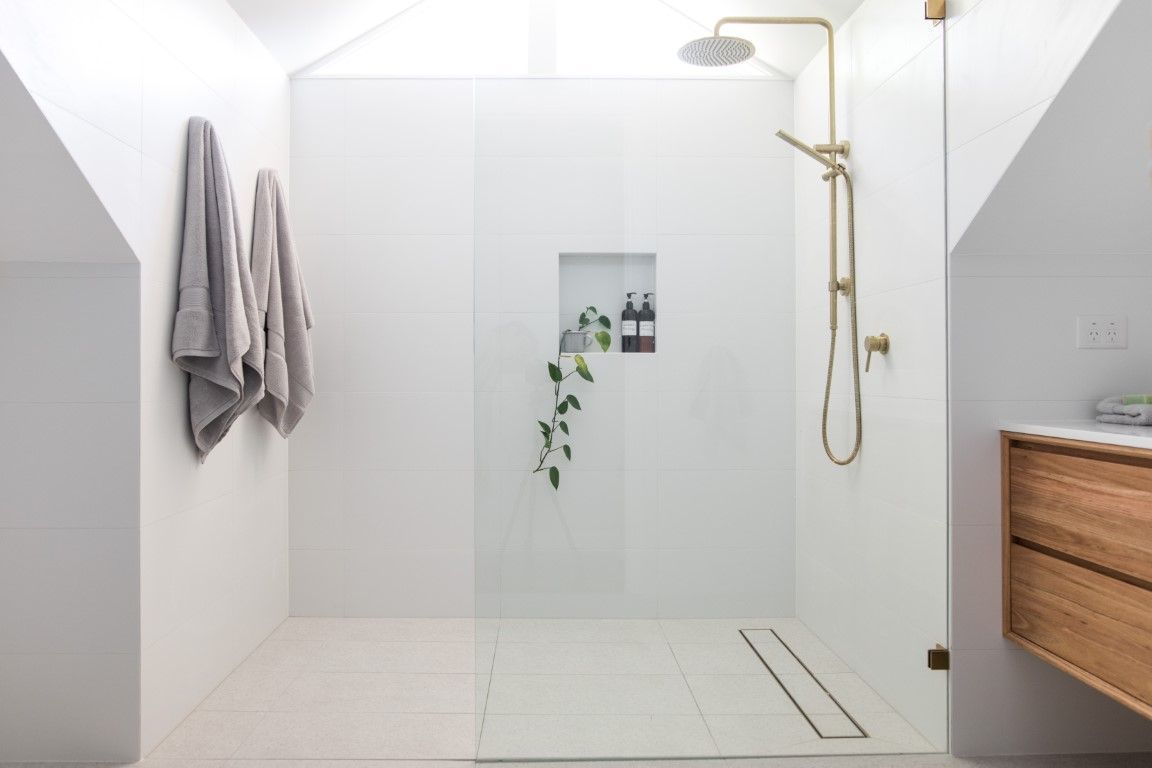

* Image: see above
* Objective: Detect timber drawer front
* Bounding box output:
[1002,431,1152,720]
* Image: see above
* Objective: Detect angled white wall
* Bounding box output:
[0,0,291,758]
[0,48,141,761]
[948,0,1152,755]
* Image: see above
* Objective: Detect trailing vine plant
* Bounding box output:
[533,306,612,489]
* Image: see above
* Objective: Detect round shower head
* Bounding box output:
[677,35,756,67]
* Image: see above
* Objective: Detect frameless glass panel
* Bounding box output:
[474,2,948,759]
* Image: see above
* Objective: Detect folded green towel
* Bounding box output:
[1122,394,1152,405]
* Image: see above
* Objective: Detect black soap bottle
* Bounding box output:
[621,293,639,353]
[638,292,656,353]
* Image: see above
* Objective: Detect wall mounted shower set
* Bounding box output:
[679,17,888,465]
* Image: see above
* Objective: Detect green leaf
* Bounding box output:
[562,444,572,460]
[557,400,569,414]
[547,362,563,382]
[587,306,598,315]
[575,357,594,383]
[598,315,611,329]
[578,313,589,327]
[549,466,560,489]
[594,330,611,352]
[537,420,552,437]
[559,421,569,435]
[566,394,582,410]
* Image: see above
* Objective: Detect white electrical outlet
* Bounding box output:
[1076,315,1128,349]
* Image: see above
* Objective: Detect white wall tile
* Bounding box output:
[344,235,473,313]
[345,79,474,158]
[945,0,1118,151]
[657,157,793,236]
[0,402,138,528]
[290,549,346,617]
[344,548,474,617]
[343,393,474,471]
[0,0,143,148]
[0,652,139,762]
[345,157,473,235]
[343,470,473,551]
[345,313,473,392]
[657,80,793,158]
[0,528,139,654]
[290,79,346,158]
[291,157,346,235]
[0,274,138,403]
[290,470,346,550]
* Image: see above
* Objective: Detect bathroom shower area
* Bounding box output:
[283,0,948,761]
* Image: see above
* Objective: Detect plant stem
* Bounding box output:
[532,318,595,474]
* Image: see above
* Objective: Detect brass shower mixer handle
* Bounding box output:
[864,333,890,372]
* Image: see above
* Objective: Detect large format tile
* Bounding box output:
[703,714,820,757]
[477,714,718,759]
[273,672,472,714]
[686,675,798,716]
[815,673,895,715]
[234,712,475,759]
[670,643,768,676]
[495,618,664,644]
[493,642,679,675]
[660,618,802,643]
[318,641,477,674]
[151,711,267,759]
[199,667,302,712]
[271,617,478,643]
[485,674,698,715]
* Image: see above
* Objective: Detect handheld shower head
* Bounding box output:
[677,35,756,66]
[775,130,836,170]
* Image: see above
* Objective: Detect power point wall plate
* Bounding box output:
[1076,315,1128,349]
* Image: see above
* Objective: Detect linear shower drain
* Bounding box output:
[739,628,867,739]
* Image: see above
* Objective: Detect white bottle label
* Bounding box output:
[639,321,655,337]
[622,320,638,335]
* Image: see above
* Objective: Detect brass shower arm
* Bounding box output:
[711,16,838,149]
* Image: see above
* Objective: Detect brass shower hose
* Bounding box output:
[822,165,862,465]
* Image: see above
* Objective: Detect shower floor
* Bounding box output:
[149,617,935,761]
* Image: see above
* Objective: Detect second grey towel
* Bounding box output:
[171,117,265,461]
[252,168,315,437]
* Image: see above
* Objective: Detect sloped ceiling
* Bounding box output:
[0,50,133,263]
[227,0,865,77]
[952,0,1151,259]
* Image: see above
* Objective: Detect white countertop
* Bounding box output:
[1001,419,1152,450]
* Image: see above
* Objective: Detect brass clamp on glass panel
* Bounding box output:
[864,333,889,372]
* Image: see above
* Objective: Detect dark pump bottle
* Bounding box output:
[621,293,639,353]
[638,292,656,353]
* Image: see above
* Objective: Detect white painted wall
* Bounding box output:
[288,78,476,617]
[947,0,1152,755]
[0,0,290,758]
[793,0,948,750]
[288,77,795,619]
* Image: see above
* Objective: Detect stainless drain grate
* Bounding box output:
[739,628,867,739]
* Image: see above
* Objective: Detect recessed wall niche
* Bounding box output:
[558,253,656,354]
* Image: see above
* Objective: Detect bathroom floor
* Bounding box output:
[150,617,935,761]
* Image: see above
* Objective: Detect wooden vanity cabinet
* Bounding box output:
[1001,431,1152,720]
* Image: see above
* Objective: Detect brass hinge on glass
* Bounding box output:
[924,0,946,23]
[927,645,950,671]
